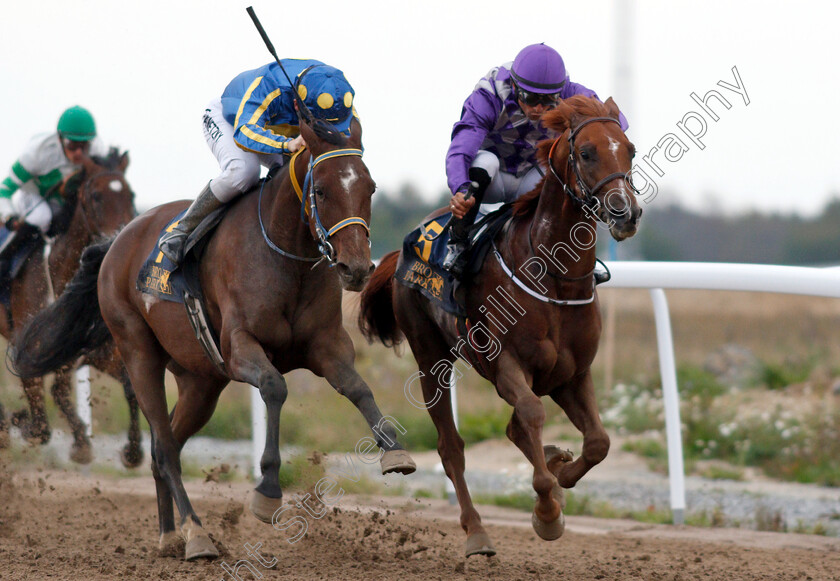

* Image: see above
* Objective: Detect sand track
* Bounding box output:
[1,470,838,580]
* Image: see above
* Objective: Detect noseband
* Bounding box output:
[303,148,370,263]
[547,116,631,216]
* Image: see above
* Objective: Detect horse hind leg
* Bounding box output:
[0,402,9,449]
[50,368,93,464]
[549,372,610,489]
[119,370,144,468]
[17,377,51,444]
[168,372,226,560]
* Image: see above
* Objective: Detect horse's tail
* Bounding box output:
[10,237,114,379]
[358,250,404,348]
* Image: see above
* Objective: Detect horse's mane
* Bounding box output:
[91,147,126,171]
[512,96,615,217]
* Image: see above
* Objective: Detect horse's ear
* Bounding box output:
[119,151,129,173]
[348,116,363,149]
[603,97,621,121]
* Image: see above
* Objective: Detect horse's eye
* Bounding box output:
[580,150,591,161]
[314,186,325,199]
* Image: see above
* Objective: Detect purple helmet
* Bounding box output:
[510,43,567,94]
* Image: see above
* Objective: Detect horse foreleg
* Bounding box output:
[416,351,495,557]
[308,330,415,475]
[549,372,610,488]
[227,329,288,523]
[18,377,50,444]
[496,352,564,541]
[50,367,93,464]
[119,370,144,468]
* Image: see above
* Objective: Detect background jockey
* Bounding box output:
[443,43,629,277]
[0,105,107,260]
[158,58,357,266]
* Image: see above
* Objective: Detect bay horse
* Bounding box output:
[11,117,416,561]
[0,149,142,466]
[359,96,642,557]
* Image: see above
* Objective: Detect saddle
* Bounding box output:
[395,204,513,316]
[137,203,230,372]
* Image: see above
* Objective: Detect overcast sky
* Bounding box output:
[1,0,838,216]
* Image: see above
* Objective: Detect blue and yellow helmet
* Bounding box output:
[296,65,355,135]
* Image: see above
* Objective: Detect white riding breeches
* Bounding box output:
[203,98,285,203]
[471,150,544,206]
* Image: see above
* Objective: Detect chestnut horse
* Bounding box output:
[11,117,415,561]
[0,149,141,466]
[359,96,642,557]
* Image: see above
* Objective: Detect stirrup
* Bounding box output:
[442,242,468,277]
[158,231,187,264]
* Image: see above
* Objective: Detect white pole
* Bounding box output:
[649,289,686,524]
[75,365,92,438]
[250,386,266,480]
[445,373,458,504]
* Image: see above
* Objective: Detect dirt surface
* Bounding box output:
[1,469,839,581]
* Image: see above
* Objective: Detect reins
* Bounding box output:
[493,116,629,306]
[258,146,370,266]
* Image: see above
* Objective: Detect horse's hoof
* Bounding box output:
[465,531,496,557]
[158,531,184,557]
[544,445,574,469]
[531,484,566,540]
[380,449,416,475]
[120,443,144,469]
[181,521,219,561]
[250,490,283,524]
[185,535,219,561]
[70,442,93,465]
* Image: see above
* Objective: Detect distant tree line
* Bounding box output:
[370,185,840,266]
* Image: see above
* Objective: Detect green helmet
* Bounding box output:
[57,106,97,141]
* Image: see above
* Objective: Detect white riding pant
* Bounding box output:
[203,98,286,203]
[11,190,52,233]
[471,150,544,213]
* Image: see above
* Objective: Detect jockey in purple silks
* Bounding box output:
[442,43,629,278]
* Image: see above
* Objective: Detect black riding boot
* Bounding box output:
[442,168,491,278]
[158,183,224,265]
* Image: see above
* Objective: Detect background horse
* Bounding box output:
[11,117,415,561]
[0,149,142,466]
[359,96,642,557]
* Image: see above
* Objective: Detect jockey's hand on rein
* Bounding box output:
[450,190,475,219]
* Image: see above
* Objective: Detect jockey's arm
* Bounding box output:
[0,159,33,223]
[231,82,299,155]
[445,88,498,196]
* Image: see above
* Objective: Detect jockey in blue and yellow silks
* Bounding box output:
[159,59,356,266]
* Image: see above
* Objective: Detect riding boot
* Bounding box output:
[158,183,224,265]
[442,168,491,278]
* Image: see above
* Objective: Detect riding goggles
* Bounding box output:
[515,84,564,108]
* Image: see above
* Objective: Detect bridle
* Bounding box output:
[259,147,370,266]
[546,116,634,216]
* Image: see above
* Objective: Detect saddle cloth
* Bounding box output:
[394,205,513,316]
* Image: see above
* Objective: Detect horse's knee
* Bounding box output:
[583,431,610,465]
[257,372,287,407]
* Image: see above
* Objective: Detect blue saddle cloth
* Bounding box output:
[394,206,513,316]
[136,210,191,304]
